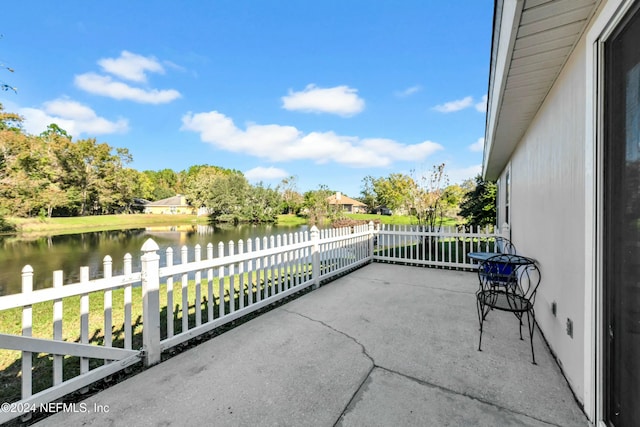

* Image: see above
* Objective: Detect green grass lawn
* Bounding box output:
[375,237,500,264]
[275,214,308,227]
[345,213,459,227]
[0,266,313,404]
[9,214,210,235]
[6,213,459,236]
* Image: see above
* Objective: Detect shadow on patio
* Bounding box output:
[35,263,587,427]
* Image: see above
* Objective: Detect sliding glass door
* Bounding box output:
[603,3,640,426]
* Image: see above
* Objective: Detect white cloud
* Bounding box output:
[395,85,422,97]
[475,94,488,112]
[433,96,474,113]
[244,166,289,181]
[181,110,443,168]
[75,73,181,104]
[75,51,181,104]
[19,98,129,136]
[98,51,164,83]
[281,84,365,116]
[469,137,484,152]
[447,164,482,184]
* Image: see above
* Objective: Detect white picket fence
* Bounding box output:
[374,224,499,269]
[0,221,500,423]
[0,223,374,423]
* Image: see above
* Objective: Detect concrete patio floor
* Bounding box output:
[35,263,588,426]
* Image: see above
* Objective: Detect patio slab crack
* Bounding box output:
[375,366,563,427]
[281,309,376,427]
[283,309,375,366]
[283,308,565,427]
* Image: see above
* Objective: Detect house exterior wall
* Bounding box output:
[143,196,196,215]
[496,34,588,402]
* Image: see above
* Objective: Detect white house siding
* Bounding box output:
[497,35,588,402]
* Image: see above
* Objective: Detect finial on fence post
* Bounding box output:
[141,238,161,366]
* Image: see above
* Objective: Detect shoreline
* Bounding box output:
[3,213,456,238]
[6,214,211,236]
[3,214,309,238]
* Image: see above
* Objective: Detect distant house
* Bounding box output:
[327,192,367,213]
[372,206,392,216]
[143,195,196,215]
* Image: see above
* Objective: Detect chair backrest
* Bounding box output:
[516,261,542,303]
[479,255,518,288]
[494,237,516,254]
[478,254,540,299]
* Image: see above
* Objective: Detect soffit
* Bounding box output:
[484,0,601,180]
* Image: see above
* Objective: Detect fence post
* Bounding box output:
[311,226,320,289]
[368,221,375,262]
[21,265,33,404]
[500,222,511,240]
[141,238,161,366]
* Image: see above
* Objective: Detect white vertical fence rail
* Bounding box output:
[0,222,498,424]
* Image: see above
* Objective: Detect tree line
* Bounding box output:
[0,104,338,225]
[0,103,495,228]
[359,165,496,228]
[0,105,276,222]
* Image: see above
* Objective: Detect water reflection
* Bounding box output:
[0,223,308,296]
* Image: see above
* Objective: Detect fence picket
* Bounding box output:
[276,235,282,294]
[181,246,189,334]
[79,267,90,382]
[270,236,276,296]
[286,233,293,290]
[166,248,174,339]
[254,238,262,303]
[207,243,214,322]
[195,244,202,327]
[229,241,235,313]
[103,256,113,363]
[246,239,254,306]
[124,254,132,350]
[238,240,245,310]
[53,270,63,385]
[218,242,225,318]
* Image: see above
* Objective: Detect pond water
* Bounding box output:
[0,223,309,296]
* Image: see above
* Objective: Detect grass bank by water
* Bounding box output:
[9,214,210,235]
[6,213,458,237]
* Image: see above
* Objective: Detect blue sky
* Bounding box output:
[1,1,492,198]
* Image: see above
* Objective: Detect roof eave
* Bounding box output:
[483,0,524,181]
[483,0,601,181]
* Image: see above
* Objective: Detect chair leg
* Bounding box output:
[526,308,536,365]
[478,317,484,352]
[476,295,483,329]
[515,312,524,340]
[476,296,488,351]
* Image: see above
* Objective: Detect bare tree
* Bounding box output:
[410,163,449,232]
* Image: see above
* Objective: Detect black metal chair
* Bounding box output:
[476,254,541,363]
[476,237,516,286]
